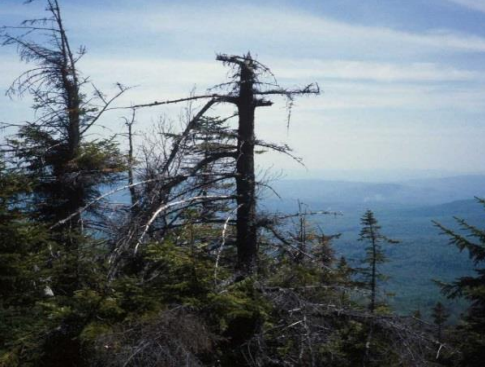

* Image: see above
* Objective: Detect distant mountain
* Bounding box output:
[261,178,485,319]
[101,176,484,319]
[265,175,485,207]
[402,175,485,203]
[402,199,483,219]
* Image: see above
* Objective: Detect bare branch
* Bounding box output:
[134,195,234,254]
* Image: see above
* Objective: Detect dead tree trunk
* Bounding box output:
[216,53,319,276]
[124,109,138,208]
[234,59,258,274]
[216,54,273,275]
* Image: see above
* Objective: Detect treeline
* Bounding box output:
[1,1,484,366]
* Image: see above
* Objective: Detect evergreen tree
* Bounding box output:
[335,256,356,306]
[1,0,126,227]
[358,210,398,313]
[0,157,57,365]
[434,198,485,366]
[431,301,449,342]
[1,1,127,364]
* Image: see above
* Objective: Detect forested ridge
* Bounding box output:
[1,1,485,366]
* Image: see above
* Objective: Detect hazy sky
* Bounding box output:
[1,0,485,180]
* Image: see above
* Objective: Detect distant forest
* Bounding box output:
[1,1,485,366]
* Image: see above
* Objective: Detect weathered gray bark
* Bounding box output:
[234,60,258,274]
[215,53,319,276]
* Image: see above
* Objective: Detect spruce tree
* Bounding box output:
[1,2,127,364]
[0,157,57,365]
[1,0,127,227]
[434,198,485,366]
[358,210,398,313]
[431,301,449,342]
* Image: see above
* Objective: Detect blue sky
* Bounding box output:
[2,0,485,180]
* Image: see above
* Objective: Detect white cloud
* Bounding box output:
[79,58,225,91]
[287,82,485,112]
[61,3,485,57]
[4,1,485,174]
[447,0,485,13]
[4,54,485,128]
[77,57,485,112]
[271,60,483,82]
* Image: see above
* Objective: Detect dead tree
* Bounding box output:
[123,108,139,209]
[216,54,262,275]
[215,53,319,275]
[83,53,319,278]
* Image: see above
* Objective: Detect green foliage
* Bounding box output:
[358,210,398,313]
[318,320,367,366]
[431,301,449,326]
[10,128,126,224]
[0,161,446,367]
[0,161,113,365]
[75,140,127,176]
[0,160,54,366]
[434,198,485,366]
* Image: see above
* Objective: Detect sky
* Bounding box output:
[1,0,485,181]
